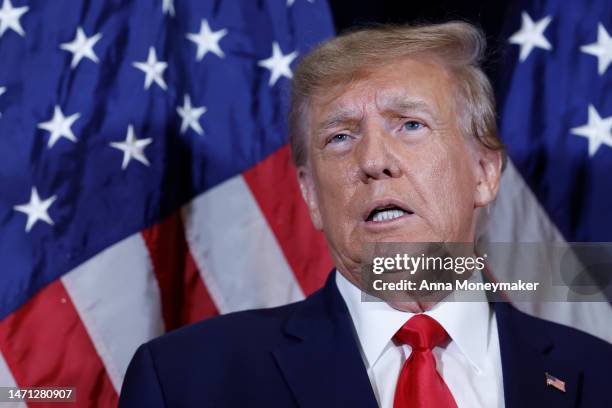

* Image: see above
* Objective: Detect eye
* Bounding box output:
[328,133,351,144]
[403,120,424,131]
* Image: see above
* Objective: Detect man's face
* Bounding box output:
[298,56,501,283]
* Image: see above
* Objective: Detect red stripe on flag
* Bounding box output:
[0,280,118,407]
[142,212,218,331]
[243,144,333,295]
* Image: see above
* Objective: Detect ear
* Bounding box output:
[297,165,323,230]
[473,148,503,208]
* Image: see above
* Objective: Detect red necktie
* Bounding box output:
[393,314,458,408]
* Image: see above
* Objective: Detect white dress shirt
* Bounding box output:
[335,271,505,408]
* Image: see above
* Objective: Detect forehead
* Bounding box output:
[309,56,456,123]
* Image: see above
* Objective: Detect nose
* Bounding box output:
[355,127,402,182]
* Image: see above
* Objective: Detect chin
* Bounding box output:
[371,231,440,243]
[388,300,440,313]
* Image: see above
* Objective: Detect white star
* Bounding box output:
[509,12,552,62]
[258,42,298,86]
[0,86,5,117]
[13,187,57,232]
[37,105,81,148]
[162,0,174,17]
[110,124,153,169]
[580,23,612,76]
[177,94,206,135]
[59,27,102,69]
[571,104,612,157]
[0,0,28,39]
[186,19,227,61]
[132,47,168,91]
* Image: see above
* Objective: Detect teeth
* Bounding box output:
[372,209,406,222]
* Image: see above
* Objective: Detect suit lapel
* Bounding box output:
[273,272,378,408]
[274,278,585,407]
[495,303,581,408]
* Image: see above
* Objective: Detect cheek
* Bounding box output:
[313,162,358,230]
[410,142,477,233]
[439,151,477,233]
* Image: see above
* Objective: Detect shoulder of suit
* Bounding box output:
[501,303,612,361]
[145,287,325,358]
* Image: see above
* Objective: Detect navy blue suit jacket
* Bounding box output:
[119,272,612,407]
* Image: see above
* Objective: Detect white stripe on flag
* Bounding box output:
[62,234,165,391]
[0,353,26,407]
[182,175,304,314]
[483,160,612,343]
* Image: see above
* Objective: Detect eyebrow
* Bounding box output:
[316,96,437,132]
[317,107,363,131]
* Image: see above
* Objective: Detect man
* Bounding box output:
[119,22,612,407]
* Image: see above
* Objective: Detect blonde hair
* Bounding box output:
[288,21,505,166]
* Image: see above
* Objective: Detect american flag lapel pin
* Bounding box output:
[545,372,566,393]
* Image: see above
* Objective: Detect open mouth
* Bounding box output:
[365,202,414,223]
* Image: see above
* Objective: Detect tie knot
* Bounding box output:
[393,314,449,350]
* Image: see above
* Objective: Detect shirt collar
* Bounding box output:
[335,270,491,373]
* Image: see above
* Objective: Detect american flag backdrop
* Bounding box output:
[0,0,610,407]
[483,0,612,339]
[0,0,334,405]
